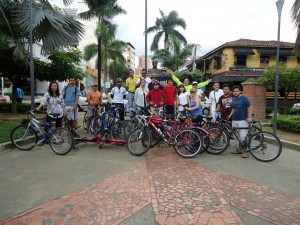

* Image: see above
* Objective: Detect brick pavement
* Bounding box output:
[1,148,300,225]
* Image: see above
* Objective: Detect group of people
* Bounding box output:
[35,68,253,159]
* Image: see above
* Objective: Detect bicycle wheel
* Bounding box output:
[10,125,37,150]
[127,127,152,156]
[252,120,262,131]
[249,125,261,135]
[110,121,128,146]
[206,127,229,155]
[91,116,102,134]
[49,127,74,155]
[173,129,203,158]
[248,131,282,162]
[83,111,88,130]
[192,127,210,153]
[149,128,163,148]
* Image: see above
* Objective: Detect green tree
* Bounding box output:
[172,70,204,85]
[291,0,300,56]
[152,37,194,70]
[108,61,129,83]
[78,0,126,88]
[83,23,125,85]
[258,64,300,114]
[146,9,187,51]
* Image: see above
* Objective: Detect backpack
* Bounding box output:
[63,85,78,100]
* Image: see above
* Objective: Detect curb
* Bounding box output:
[0,141,15,151]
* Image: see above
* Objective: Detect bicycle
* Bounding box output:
[10,111,74,155]
[205,118,282,162]
[127,112,203,158]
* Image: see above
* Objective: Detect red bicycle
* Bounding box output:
[126,113,203,158]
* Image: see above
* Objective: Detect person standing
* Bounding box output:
[217,84,233,120]
[186,88,203,123]
[111,78,127,121]
[157,68,171,89]
[208,81,224,122]
[16,87,24,103]
[36,81,65,128]
[191,81,205,100]
[177,84,189,113]
[163,79,177,116]
[62,77,81,131]
[146,81,166,115]
[84,83,102,134]
[228,85,253,158]
[136,69,151,88]
[135,78,149,114]
[125,69,140,117]
[148,74,158,91]
[171,70,212,92]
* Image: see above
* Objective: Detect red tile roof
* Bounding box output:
[223,38,294,48]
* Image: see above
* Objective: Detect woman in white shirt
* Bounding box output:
[135,79,149,115]
[177,84,190,113]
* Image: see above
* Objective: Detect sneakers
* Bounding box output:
[242,151,250,158]
[231,148,243,154]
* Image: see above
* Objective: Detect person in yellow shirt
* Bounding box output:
[125,69,141,117]
[170,70,212,92]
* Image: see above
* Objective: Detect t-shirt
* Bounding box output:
[157,75,171,88]
[232,95,251,121]
[178,92,189,111]
[17,88,23,99]
[218,94,233,118]
[208,89,224,112]
[63,85,80,107]
[163,85,177,106]
[87,91,102,107]
[136,77,151,88]
[111,86,126,104]
[41,92,64,118]
[126,76,140,93]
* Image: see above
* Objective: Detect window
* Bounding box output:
[235,55,246,67]
[213,55,221,69]
[260,56,269,67]
[279,56,287,63]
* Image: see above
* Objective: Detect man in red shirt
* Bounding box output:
[146,81,166,115]
[217,83,233,120]
[164,79,177,117]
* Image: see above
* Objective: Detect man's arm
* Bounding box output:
[247,104,253,122]
[171,73,182,86]
[197,79,212,88]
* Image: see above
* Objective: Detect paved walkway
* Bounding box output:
[1,148,300,225]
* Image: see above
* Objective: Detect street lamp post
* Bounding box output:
[273,0,285,136]
[29,0,35,110]
[145,0,148,70]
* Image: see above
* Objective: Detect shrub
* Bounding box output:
[0,103,31,113]
[289,108,300,115]
[276,115,300,133]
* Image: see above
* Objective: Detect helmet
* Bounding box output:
[116,78,122,83]
[161,67,167,71]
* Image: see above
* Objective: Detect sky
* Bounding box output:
[51,0,297,56]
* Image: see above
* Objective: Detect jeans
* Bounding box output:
[232,120,249,151]
[127,92,135,117]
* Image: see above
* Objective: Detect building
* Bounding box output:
[123,42,135,70]
[136,55,153,74]
[192,39,297,84]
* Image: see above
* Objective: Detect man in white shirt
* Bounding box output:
[111,78,127,121]
[208,81,224,122]
[136,69,151,88]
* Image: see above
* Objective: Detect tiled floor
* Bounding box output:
[1,148,300,225]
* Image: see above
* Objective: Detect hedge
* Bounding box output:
[276,115,300,133]
[0,102,32,113]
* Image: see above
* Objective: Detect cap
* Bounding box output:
[92,83,98,87]
[161,67,167,71]
[116,78,122,83]
[153,81,159,85]
[192,81,198,85]
[151,74,157,78]
[190,88,197,92]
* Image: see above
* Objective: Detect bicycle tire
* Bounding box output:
[192,127,210,153]
[252,120,262,131]
[83,111,88,130]
[127,127,152,156]
[248,131,282,162]
[10,125,37,150]
[110,121,128,146]
[249,125,261,135]
[149,128,163,148]
[91,116,102,134]
[49,127,74,155]
[206,127,229,155]
[173,129,203,158]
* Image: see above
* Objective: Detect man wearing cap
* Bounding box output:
[125,69,141,117]
[157,68,171,89]
[170,70,212,92]
[148,74,158,91]
[84,83,102,133]
[111,78,127,121]
[146,81,166,115]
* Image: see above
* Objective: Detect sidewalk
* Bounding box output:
[1,147,300,225]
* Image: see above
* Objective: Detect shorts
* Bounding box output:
[46,114,63,128]
[65,106,78,121]
[86,107,95,117]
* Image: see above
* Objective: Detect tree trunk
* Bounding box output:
[283,91,288,115]
[11,84,17,115]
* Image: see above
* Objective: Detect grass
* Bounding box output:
[0,121,20,144]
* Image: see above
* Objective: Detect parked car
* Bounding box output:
[292,103,300,109]
[34,96,88,111]
[0,95,10,102]
[201,96,210,115]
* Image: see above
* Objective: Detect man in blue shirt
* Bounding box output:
[157,68,171,90]
[228,85,253,158]
[62,77,81,131]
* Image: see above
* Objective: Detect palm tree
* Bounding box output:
[83,23,125,85]
[78,0,126,88]
[291,0,300,56]
[152,36,193,70]
[146,9,187,51]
